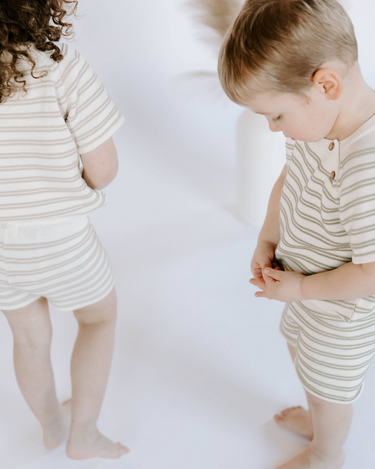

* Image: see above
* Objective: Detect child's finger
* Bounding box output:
[253,272,264,280]
[263,267,283,281]
[249,278,265,290]
[255,291,267,298]
[261,262,272,272]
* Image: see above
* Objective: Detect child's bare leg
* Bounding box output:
[2,298,69,449]
[66,287,129,460]
[277,391,352,469]
[274,343,313,440]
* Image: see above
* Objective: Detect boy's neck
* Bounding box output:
[325,72,375,142]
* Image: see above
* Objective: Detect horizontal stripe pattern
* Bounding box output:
[276,122,375,322]
[280,303,375,403]
[0,43,124,220]
[276,114,375,402]
[0,216,114,311]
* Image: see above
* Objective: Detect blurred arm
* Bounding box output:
[258,163,287,246]
[80,138,119,190]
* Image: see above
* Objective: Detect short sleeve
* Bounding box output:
[55,44,124,154]
[339,150,375,264]
[285,137,295,167]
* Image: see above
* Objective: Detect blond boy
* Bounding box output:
[219,0,375,467]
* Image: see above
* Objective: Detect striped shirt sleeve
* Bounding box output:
[55,44,124,154]
[339,150,375,264]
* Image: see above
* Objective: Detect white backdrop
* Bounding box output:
[72,0,375,230]
[74,0,242,218]
[2,1,375,468]
[71,0,375,219]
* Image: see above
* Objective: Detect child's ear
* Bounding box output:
[312,68,343,101]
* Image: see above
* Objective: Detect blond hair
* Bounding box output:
[218,0,358,105]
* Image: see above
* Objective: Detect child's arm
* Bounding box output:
[250,160,375,302]
[258,163,287,245]
[80,138,119,190]
[250,261,375,302]
[251,164,287,284]
[301,261,375,300]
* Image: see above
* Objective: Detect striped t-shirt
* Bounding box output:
[275,113,375,321]
[0,43,124,220]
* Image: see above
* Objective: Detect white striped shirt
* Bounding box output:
[275,113,375,320]
[0,43,124,220]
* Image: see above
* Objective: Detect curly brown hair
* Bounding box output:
[0,0,78,103]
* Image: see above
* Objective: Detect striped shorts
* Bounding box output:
[0,215,115,312]
[280,302,375,404]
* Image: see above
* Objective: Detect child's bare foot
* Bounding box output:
[274,406,313,440]
[276,447,345,469]
[66,426,129,460]
[42,400,71,450]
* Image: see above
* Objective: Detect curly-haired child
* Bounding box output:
[0,0,129,460]
[219,0,375,468]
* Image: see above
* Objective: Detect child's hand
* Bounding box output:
[251,241,284,288]
[249,267,305,302]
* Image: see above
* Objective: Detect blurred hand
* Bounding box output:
[250,241,284,289]
[250,267,305,302]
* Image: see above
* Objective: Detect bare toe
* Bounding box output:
[66,427,130,460]
[117,442,130,455]
[274,406,313,440]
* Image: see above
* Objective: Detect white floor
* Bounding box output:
[1,135,375,469]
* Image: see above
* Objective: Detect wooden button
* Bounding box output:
[329,142,335,151]
[330,171,336,180]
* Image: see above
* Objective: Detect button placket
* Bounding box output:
[327,140,339,187]
[328,142,338,185]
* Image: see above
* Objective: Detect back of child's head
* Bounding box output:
[0,0,77,103]
[218,0,358,105]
